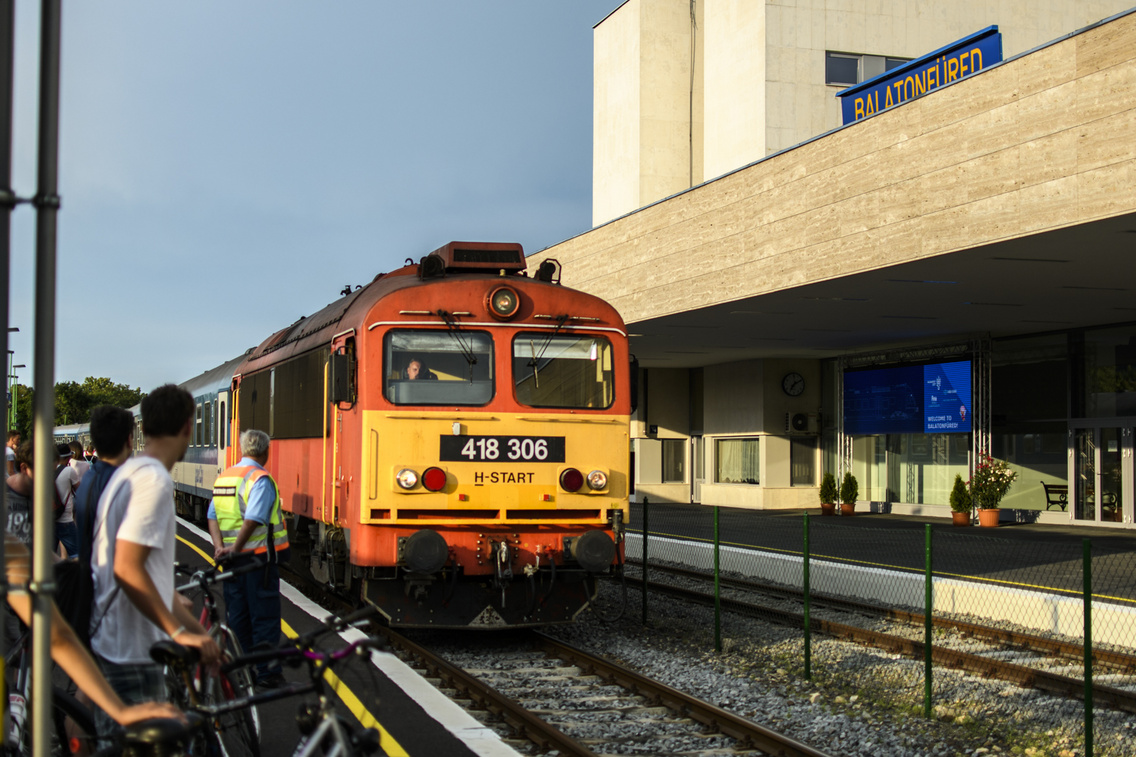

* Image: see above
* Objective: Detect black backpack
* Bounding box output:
[55,463,114,647]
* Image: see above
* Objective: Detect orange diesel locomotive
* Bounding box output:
[231,242,631,627]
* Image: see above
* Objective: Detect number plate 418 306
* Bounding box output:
[439,435,566,463]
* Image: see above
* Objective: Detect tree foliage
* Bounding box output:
[8,377,144,438]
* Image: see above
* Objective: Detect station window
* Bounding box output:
[383,329,494,406]
[716,437,760,485]
[512,333,614,409]
[826,51,909,86]
[790,437,816,486]
[662,439,685,483]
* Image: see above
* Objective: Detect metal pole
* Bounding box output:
[32,2,63,756]
[924,524,933,719]
[1083,538,1093,756]
[0,0,16,741]
[803,512,810,680]
[713,505,720,653]
[641,497,648,625]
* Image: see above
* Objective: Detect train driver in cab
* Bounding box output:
[406,358,436,380]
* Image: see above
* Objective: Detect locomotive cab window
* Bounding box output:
[512,333,614,409]
[384,329,494,405]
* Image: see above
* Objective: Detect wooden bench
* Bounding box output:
[1041,481,1068,511]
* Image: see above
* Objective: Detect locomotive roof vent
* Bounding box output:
[419,241,526,279]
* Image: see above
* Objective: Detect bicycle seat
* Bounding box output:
[150,639,200,668]
[122,713,202,750]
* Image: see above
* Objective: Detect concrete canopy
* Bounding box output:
[535,10,1136,368]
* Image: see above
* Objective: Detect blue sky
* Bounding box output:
[8,1,619,393]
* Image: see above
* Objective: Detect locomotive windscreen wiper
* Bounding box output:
[526,315,570,384]
[437,309,478,381]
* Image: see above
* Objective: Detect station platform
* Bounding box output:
[174,520,521,757]
[627,500,1136,647]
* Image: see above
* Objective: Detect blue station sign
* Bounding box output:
[838,26,1003,124]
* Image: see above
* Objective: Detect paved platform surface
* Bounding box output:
[175,520,521,757]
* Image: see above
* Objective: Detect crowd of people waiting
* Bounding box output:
[2,384,289,743]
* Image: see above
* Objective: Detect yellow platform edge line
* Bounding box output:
[175,535,410,757]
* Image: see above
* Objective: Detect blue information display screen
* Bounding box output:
[844,360,971,435]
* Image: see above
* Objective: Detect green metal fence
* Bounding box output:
[626,500,1136,756]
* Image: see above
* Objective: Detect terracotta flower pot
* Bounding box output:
[840,503,855,516]
[820,502,836,516]
[951,511,971,527]
[977,508,1000,527]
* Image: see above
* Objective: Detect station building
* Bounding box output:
[531,1,1136,527]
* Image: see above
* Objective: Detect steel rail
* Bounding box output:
[532,633,837,757]
[632,576,1136,715]
[373,625,598,757]
[638,562,1136,671]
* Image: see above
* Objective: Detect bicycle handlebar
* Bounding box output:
[174,556,267,593]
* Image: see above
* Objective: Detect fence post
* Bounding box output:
[641,497,649,625]
[714,505,721,653]
[1084,538,1093,756]
[924,524,933,719]
[803,512,811,680]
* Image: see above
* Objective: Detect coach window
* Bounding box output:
[383,329,494,405]
[195,403,203,446]
[716,437,760,484]
[512,333,614,409]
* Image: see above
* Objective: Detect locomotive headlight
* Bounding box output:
[396,468,419,490]
[487,286,520,320]
[586,470,608,490]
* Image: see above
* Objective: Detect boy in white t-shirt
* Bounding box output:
[90,384,220,737]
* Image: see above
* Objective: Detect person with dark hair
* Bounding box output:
[4,441,36,548]
[55,442,81,556]
[69,440,91,481]
[90,385,218,739]
[74,405,135,576]
[6,429,20,477]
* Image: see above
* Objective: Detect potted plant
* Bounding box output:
[819,472,838,516]
[966,453,1018,527]
[948,473,971,526]
[839,471,858,516]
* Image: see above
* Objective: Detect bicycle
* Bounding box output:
[4,623,99,757]
[154,605,386,757]
[168,560,267,757]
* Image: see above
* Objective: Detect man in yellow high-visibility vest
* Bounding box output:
[207,428,290,690]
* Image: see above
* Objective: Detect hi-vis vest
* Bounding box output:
[212,465,289,554]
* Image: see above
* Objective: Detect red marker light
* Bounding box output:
[422,467,447,492]
[559,468,584,492]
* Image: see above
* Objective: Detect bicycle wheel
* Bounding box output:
[49,687,97,757]
[202,626,260,757]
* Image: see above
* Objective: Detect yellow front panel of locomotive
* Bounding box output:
[360,410,629,524]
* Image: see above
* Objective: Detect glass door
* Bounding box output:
[1072,424,1133,525]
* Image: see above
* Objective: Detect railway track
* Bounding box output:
[630,561,1136,713]
[282,565,836,756]
[377,626,837,757]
